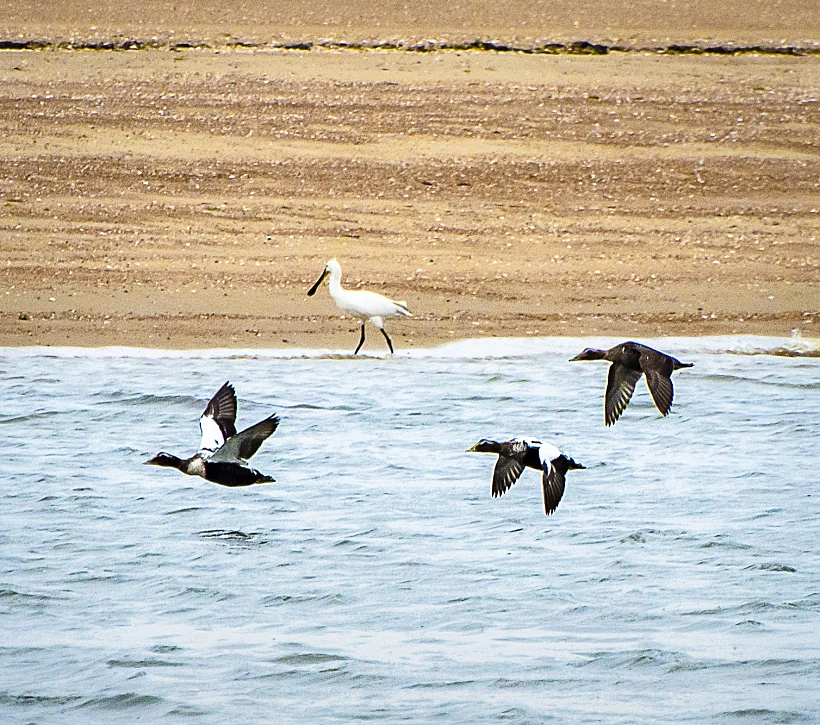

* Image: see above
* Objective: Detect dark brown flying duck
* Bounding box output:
[570,341,693,425]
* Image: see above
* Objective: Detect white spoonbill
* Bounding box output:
[307,259,411,355]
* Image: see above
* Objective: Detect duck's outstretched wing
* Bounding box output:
[644,370,674,416]
[211,415,279,463]
[199,382,238,454]
[605,364,643,426]
[541,463,566,516]
[491,440,528,497]
[541,453,583,515]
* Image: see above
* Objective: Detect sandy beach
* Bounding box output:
[1,2,818,349]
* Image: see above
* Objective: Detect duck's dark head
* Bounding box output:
[570,348,606,362]
[145,452,185,469]
[466,439,501,454]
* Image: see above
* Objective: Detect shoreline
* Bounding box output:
[1,311,816,351]
[2,38,819,56]
[2,0,817,49]
[2,332,818,355]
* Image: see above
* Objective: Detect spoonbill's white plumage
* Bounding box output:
[307,259,411,355]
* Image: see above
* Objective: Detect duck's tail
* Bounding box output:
[252,471,276,484]
[674,361,695,370]
[564,455,586,471]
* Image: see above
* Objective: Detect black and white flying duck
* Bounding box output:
[570,341,694,426]
[145,382,279,487]
[467,438,585,515]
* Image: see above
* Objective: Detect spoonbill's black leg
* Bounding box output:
[380,328,394,354]
[354,323,366,355]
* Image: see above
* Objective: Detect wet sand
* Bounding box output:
[1,7,818,349]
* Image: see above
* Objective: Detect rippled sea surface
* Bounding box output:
[2,337,819,724]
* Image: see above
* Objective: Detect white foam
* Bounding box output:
[407,335,820,360]
[0,335,817,361]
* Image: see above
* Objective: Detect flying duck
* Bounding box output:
[570,341,694,426]
[307,258,411,355]
[467,438,585,515]
[145,381,279,487]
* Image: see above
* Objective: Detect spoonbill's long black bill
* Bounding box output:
[307,268,329,296]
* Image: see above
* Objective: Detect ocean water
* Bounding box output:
[1,336,819,725]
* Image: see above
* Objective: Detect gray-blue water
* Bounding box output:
[2,337,819,724]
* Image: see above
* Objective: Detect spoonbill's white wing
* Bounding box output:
[334,289,411,319]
